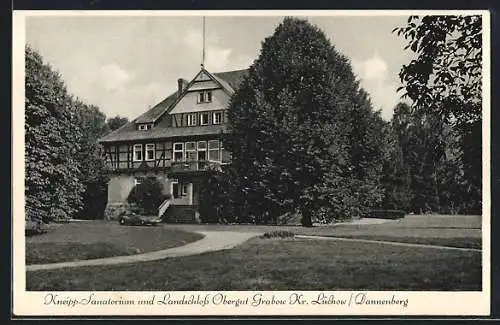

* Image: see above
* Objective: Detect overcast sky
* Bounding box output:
[26,14,414,121]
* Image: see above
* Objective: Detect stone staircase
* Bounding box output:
[162,205,199,224]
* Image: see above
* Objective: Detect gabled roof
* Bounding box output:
[100,124,228,143]
[99,68,249,144]
[134,92,178,124]
[213,69,248,90]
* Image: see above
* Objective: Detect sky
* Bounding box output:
[25,14,414,121]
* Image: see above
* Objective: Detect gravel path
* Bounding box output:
[26,231,261,271]
[26,222,481,272]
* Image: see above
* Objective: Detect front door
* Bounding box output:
[172,182,179,199]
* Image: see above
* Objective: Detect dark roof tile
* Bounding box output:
[99,68,248,144]
[134,92,178,124]
[100,124,228,143]
[213,69,249,90]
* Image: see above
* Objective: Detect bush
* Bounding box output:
[259,230,295,239]
[127,176,168,215]
[367,209,406,219]
[199,170,233,224]
[25,219,47,236]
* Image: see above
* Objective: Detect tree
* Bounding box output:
[106,116,129,131]
[391,103,441,213]
[389,102,472,214]
[127,176,168,215]
[198,165,234,224]
[25,45,84,223]
[225,17,385,226]
[395,15,482,122]
[74,101,110,219]
[380,114,412,211]
[394,15,482,214]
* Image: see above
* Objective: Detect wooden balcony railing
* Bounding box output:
[170,160,215,173]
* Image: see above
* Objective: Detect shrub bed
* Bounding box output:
[25,220,47,237]
[260,230,295,239]
[366,210,406,219]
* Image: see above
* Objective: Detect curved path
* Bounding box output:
[26,230,480,272]
[26,231,262,272]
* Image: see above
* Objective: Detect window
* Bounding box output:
[145,144,155,161]
[200,113,209,125]
[198,91,212,103]
[171,179,179,198]
[138,124,153,131]
[171,179,188,198]
[185,142,197,161]
[197,141,207,161]
[134,177,145,186]
[187,113,197,126]
[213,112,222,125]
[133,144,143,161]
[208,140,220,162]
[173,143,184,162]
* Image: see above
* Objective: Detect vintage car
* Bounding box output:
[118,212,162,226]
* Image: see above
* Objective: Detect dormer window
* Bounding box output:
[187,113,197,126]
[138,123,153,131]
[198,91,212,104]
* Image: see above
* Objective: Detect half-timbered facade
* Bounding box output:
[99,68,248,222]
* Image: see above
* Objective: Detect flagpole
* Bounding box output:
[202,16,205,69]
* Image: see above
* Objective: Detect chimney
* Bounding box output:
[177,78,188,96]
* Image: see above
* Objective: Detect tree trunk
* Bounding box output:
[300,208,313,227]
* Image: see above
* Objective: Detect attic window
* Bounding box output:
[198,91,212,104]
[138,123,153,131]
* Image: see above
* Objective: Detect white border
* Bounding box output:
[12,10,491,317]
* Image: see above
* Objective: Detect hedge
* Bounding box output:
[366,209,406,219]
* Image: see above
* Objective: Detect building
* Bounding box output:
[99,67,248,223]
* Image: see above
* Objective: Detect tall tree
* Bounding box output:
[390,102,471,214]
[391,103,441,213]
[380,111,412,211]
[106,116,129,131]
[25,45,84,223]
[226,17,385,226]
[74,101,110,219]
[394,15,482,214]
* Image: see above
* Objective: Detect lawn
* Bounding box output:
[319,235,481,249]
[26,221,204,264]
[26,237,481,291]
[163,214,482,248]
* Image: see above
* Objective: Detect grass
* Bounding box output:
[26,221,203,264]
[163,214,482,248]
[26,237,481,291]
[321,235,482,249]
